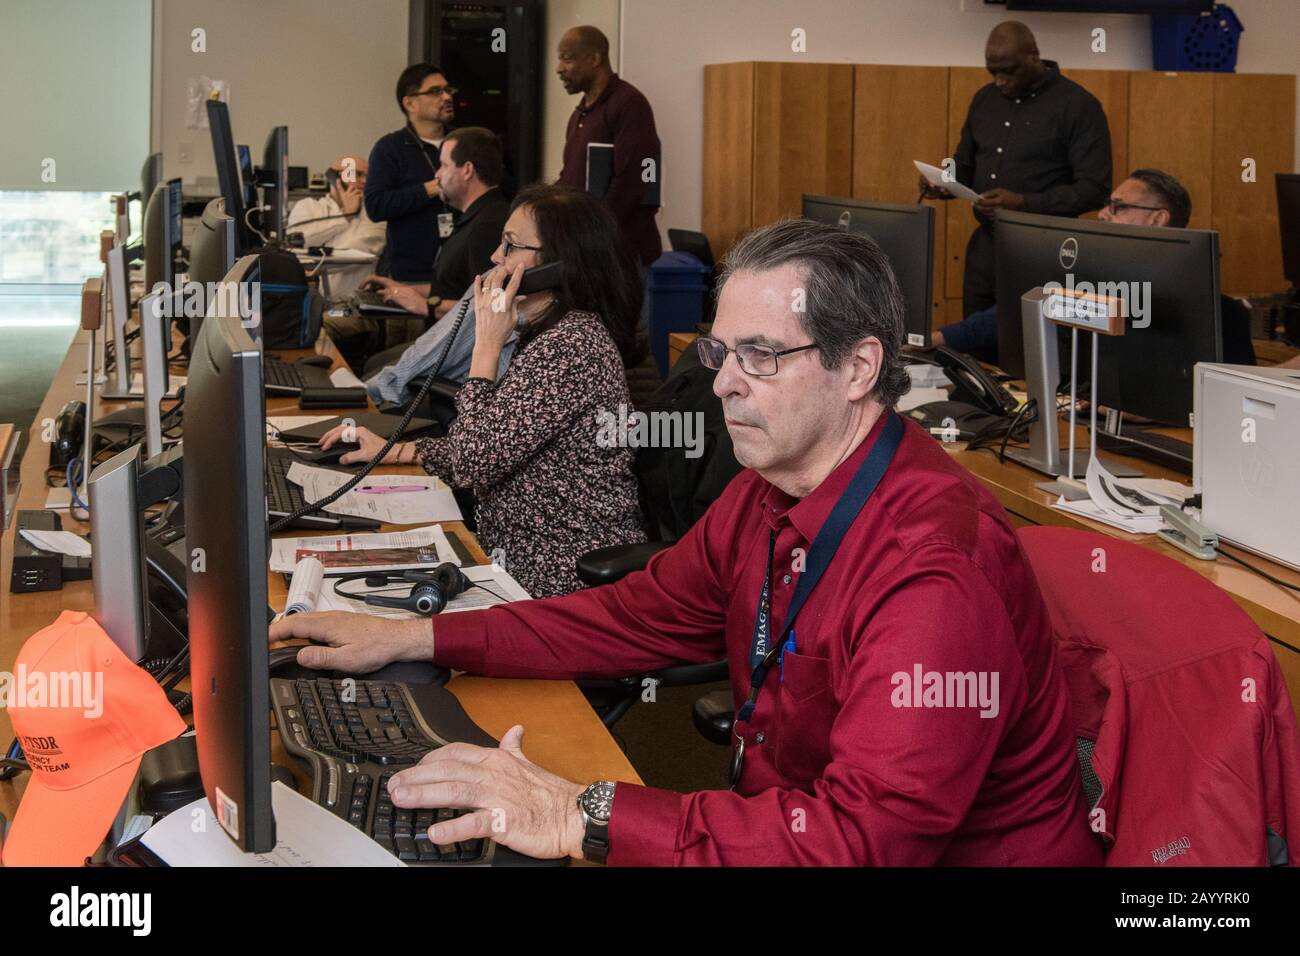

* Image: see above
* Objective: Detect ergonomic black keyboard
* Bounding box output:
[271,676,521,865]
[355,289,416,316]
[265,447,379,530]
[264,356,335,394]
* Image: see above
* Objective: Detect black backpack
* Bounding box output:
[634,344,743,541]
[255,246,323,349]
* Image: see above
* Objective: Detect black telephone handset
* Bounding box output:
[923,345,1019,417]
[49,400,86,469]
[516,260,563,296]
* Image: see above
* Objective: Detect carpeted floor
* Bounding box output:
[0,294,80,440]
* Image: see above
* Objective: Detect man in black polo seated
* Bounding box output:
[921,20,1112,319]
[362,127,511,375]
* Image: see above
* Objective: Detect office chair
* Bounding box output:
[575,344,742,728]
[1017,525,1300,865]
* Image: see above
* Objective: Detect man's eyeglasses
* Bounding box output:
[695,335,818,377]
[500,237,543,257]
[1103,198,1166,216]
[412,84,457,99]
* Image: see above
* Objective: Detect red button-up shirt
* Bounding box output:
[433,414,1102,866]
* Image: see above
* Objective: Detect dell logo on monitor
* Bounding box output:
[837,211,851,230]
[1059,237,1079,270]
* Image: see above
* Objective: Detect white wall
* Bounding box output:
[152,0,408,189]
[0,0,151,191]
[540,0,621,182]
[620,0,1300,239]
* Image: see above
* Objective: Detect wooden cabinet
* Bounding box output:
[852,65,950,327]
[702,62,853,257]
[704,61,1295,324]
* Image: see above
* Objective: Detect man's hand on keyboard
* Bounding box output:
[269,612,430,673]
[387,725,587,861]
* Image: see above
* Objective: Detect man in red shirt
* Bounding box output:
[271,220,1101,867]
[554,25,662,267]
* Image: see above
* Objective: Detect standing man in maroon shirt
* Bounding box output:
[271,220,1101,868]
[554,25,662,268]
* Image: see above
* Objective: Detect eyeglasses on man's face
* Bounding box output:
[1103,198,1166,217]
[695,335,818,377]
[413,84,457,99]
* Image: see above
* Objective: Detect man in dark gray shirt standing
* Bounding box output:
[922,21,1112,318]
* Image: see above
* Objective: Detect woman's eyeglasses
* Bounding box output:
[500,237,543,257]
[695,335,818,377]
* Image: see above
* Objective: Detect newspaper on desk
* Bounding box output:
[269,524,460,574]
[285,461,463,525]
[283,560,531,619]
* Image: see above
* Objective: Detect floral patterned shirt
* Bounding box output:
[415,310,646,597]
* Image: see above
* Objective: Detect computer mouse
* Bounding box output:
[308,441,362,465]
[268,645,320,681]
[297,354,334,368]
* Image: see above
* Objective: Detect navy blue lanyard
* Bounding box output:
[737,412,903,724]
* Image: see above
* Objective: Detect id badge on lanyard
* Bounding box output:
[728,412,903,791]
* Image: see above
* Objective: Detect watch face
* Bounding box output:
[581,782,616,823]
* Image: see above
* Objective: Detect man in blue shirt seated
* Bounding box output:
[932,168,1256,368]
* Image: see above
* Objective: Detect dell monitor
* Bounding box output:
[801,195,935,348]
[206,100,252,253]
[184,254,276,853]
[142,179,183,294]
[995,210,1221,427]
[262,126,289,243]
[1277,173,1300,287]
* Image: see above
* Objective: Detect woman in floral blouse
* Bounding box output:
[321,184,647,597]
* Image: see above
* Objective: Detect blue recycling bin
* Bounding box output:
[646,251,709,377]
[1152,3,1243,73]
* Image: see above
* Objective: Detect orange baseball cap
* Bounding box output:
[2,610,186,866]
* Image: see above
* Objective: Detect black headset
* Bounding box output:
[332,563,471,617]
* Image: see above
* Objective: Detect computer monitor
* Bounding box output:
[184,254,276,853]
[206,100,252,254]
[801,194,935,348]
[143,178,183,295]
[995,210,1221,426]
[185,198,238,349]
[1277,173,1300,287]
[262,126,289,243]
[238,145,257,210]
[141,152,163,206]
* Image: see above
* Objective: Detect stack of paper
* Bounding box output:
[1052,459,1192,535]
[285,461,463,525]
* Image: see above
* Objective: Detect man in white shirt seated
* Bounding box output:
[288,154,386,298]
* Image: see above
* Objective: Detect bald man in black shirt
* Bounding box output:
[922,21,1112,318]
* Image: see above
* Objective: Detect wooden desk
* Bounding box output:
[0,328,640,826]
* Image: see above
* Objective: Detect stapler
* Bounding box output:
[1158,505,1218,561]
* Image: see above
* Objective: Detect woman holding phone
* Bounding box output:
[318,184,647,598]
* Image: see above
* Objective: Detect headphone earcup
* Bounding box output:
[409,582,443,616]
[430,563,471,601]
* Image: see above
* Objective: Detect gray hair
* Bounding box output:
[717,218,911,408]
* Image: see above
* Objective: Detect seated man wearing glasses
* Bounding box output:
[933,168,1257,367]
[273,218,1101,867]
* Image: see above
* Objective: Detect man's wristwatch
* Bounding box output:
[576,781,617,864]
[426,295,442,314]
